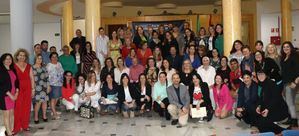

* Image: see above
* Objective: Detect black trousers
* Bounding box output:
[153,98,170,120]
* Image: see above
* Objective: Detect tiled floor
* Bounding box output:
[0,110,254,136]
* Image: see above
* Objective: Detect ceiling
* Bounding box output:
[100,0,217,6]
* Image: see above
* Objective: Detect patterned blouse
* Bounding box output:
[32,65,49,102]
[46,62,64,86]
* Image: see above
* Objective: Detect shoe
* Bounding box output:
[34,120,39,124]
[43,118,48,122]
[171,119,179,125]
[23,128,30,131]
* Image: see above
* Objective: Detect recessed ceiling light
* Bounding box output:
[103,1,123,8]
[156,3,176,9]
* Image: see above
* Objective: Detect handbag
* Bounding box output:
[79,101,95,119]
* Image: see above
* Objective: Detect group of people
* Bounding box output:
[1,22,299,136]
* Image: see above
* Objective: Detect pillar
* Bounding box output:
[85,0,101,50]
[10,0,33,53]
[281,0,292,42]
[62,0,74,48]
[222,0,242,56]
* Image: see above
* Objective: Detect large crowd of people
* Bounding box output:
[0,22,299,136]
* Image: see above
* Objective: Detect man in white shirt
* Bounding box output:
[96,27,109,66]
[197,56,216,109]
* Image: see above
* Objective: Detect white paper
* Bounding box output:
[191,107,207,118]
[100,98,117,105]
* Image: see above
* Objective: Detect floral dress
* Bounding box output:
[33,65,49,102]
[108,40,121,63]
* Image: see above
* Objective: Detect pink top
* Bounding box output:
[212,84,234,111]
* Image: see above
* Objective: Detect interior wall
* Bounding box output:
[0,22,62,54]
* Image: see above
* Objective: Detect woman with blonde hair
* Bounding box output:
[13,49,35,133]
[265,43,280,67]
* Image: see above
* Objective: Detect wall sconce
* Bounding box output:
[112,11,117,17]
[137,10,142,16]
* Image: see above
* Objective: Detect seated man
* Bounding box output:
[167,73,190,126]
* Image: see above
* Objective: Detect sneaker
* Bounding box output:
[198,117,204,123]
[171,119,179,125]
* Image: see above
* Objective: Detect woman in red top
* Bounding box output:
[137,42,152,66]
[61,71,76,111]
[229,58,242,91]
[13,49,35,134]
[121,38,136,59]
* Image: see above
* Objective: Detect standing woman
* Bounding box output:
[214,24,224,56]
[144,58,159,86]
[100,57,115,82]
[137,42,153,66]
[197,27,208,47]
[265,43,281,69]
[108,30,122,63]
[180,59,197,87]
[136,73,152,113]
[114,57,130,85]
[0,54,19,136]
[47,52,64,120]
[280,41,299,128]
[13,49,35,133]
[81,42,97,75]
[152,46,163,68]
[183,28,196,53]
[32,54,50,124]
[133,26,147,48]
[70,43,82,75]
[212,74,234,119]
[207,25,216,56]
[216,56,231,88]
[90,58,102,81]
[160,59,177,85]
[229,40,244,64]
[184,45,201,69]
[161,31,179,59]
[118,73,139,118]
[210,48,221,70]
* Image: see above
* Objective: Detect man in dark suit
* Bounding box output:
[167,73,190,126]
[167,46,182,71]
[70,29,86,52]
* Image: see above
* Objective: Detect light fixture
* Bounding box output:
[103,1,123,8]
[156,3,176,9]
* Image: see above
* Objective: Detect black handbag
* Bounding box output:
[79,101,95,119]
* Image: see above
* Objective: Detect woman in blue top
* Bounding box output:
[184,45,201,69]
[100,73,119,115]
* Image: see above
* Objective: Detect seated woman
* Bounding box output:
[118,73,139,118]
[183,45,201,69]
[82,71,101,112]
[153,72,171,120]
[212,74,234,119]
[144,58,159,86]
[189,73,214,122]
[254,70,288,134]
[61,71,76,111]
[72,74,86,112]
[100,73,119,115]
[159,59,176,85]
[136,73,152,113]
[137,42,152,66]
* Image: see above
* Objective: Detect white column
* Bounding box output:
[10,0,33,54]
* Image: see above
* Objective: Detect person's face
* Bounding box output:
[255,43,263,51]
[189,46,195,54]
[41,43,48,51]
[159,74,166,83]
[99,29,105,35]
[215,75,223,85]
[154,48,160,54]
[36,56,43,65]
[255,52,263,62]
[212,49,218,57]
[125,38,131,46]
[132,58,138,65]
[230,61,239,70]
[50,47,56,53]
[148,59,155,67]
[130,50,136,57]
[138,27,143,35]
[234,42,242,50]
[76,30,82,37]
[119,29,124,36]
[106,59,112,67]
[139,75,146,84]
[91,73,96,82]
[78,76,85,85]
[112,31,117,38]
[185,30,191,37]
[75,44,80,50]
[117,59,124,67]
[17,52,26,62]
[148,27,153,33]
[65,72,72,81]
[243,75,252,86]
[35,45,42,54]
[142,43,148,50]
[122,76,129,85]
[216,25,222,33]
[202,57,210,66]
[192,75,200,86]
[159,26,164,33]
[220,58,227,67]
[170,47,176,55]
[257,73,266,82]
[163,60,169,68]
[166,33,171,40]
[106,75,113,83]
[153,32,159,39]
[209,27,215,34]
[93,59,99,66]
[172,74,180,85]
[3,55,12,67]
[183,23,189,29]
[267,45,275,54]
[63,47,70,55]
[51,54,58,63]
[173,27,179,32]
[199,29,205,36]
[86,44,91,51]
[183,60,191,69]
[198,49,204,56]
[283,44,291,55]
[242,48,250,57]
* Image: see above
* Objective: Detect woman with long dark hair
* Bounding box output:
[61,71,76,111]
[100,57,115,82]
[229,40,244,64]
[133,26,148,48]
[0,53,19,136]
[82,42,97,74]
[214,24,224,55]
[161,31,179,58]
[280,41,299,128]
[184,45,201,69]
[136,73,152,113]
[100,73,119,114]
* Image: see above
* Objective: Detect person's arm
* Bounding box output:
[166,87,183,109]
[29,67,36,97]
[72,57,78,75]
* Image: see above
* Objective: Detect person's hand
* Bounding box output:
[261,109,269,117]
[140,98,145,102]
[47,86,51,94]
[236,111,243,117]
[32,89,35,98]
[160,102,165,108]
[145,95,150,101]
[256,107,261,114]
[289,82,297,89]
[156,96,161,101]
[196,104,200,110]
[236,108,243,112]
[224,79,229,83]
[295,77,299,84]
[182,107,188,114]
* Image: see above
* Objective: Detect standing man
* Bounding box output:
[96,27,109,66]
[70,29,86,52]
[29,44,42,65]
[41,40,50,65]
[167,73,190,126]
